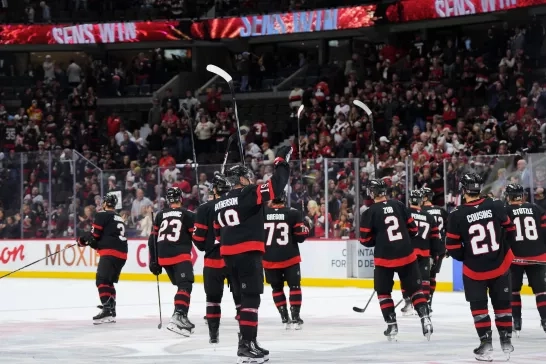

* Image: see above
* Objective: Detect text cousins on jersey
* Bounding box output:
[466,210,492,223]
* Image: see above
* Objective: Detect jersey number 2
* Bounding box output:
[385,216,403,241]
[469,221,498,255]
[264,222,289,246]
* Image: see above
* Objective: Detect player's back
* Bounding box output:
[263,206,306,269]
[92,210,128,254]
[409,206,439,258]
[155,207,195,264]
[360,199,418,267]
[447,198,514,280]
[422,205,448,239]
[505,202,546,262]
[193,199,223,261]
[214,185,266,256]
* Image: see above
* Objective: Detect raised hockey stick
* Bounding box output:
[353,100,378,178]
[353,290,376,313]
[296,104,306,214]
[206,64,245,166]
[0,243,77,280]
[221,133,239,174]
[179,106,201,200]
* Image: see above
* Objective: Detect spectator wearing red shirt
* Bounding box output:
[159,148,176,167]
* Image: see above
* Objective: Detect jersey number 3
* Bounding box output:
[264,222,289,246]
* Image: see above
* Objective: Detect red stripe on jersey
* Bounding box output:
[359,237,373,243]
[192,235,205,242]
[407,217,415,224]
[446,232,460,239]
[92,224,103,230]
[239,320,258,327]
[158,253,192,266]
[204,258,226,268]
[501,217,512,226]
[153,225,159,231]
[263,255,301,269]
[505,226,516,231]
[446,244,461,250]
[151,231,158,235]
[92,233,100,238]
[475,322,492,328]
[463,249,514,281]
[542,216,546,220]
[98,249,127,260]
[294,223,304,228]
[187,227,194,233]
[360,227,371,232]
[294,232,307,236]
[220,241,265,255]
[430,233,440,238]
[213,222,220,229]
[494,308,511,314]
[512,252,546,265]
[268,181,275,201]
[194,223,208,230]
[256,187,262,205]
[374,252,416,268]
[465,198,485,206]
[431,227,439,231]
[414,248,430,257]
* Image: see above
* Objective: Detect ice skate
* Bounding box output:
[499,330,514,360]
[541,318,546,333]
[237,339,265,364]
[204,315,208,325]
[513,317,521,337]
[428,302,433,316]
[208,319,220,345]
[253,340,269,361]
[400,298,414,316]
[93,297,116,325]
[290,306,303,330]
[473,331,493,362]
[166,310,194,337]
[383,313,398,341]
[416,306,433,340]
[278,305,291,329]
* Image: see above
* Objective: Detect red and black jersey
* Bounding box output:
[446,198,516,281]
[148,207,195,266]
[421,204,448,244]
[409,206,442,258]
[505,202,546,265]
[85,210,128,260]
[214,162,289,256]
[192,200,225,269]
[263,206,308,269]
[2,122,18,149]
[359,199,419,268]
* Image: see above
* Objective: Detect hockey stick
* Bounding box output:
[513,258,546,265]
[221,133,239,174]
[395,298,404,309]
[151,211,163,329]
[0,243,77,280]
[353,100,378,178]
[179,106,201,200]
[206,64,245,166]
[296,104,306,214]
[353,290,376,313]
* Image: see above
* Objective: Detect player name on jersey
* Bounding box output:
[163,211,183,218]
[411,213,428,222]
[266,214,286,221]
[426,208,442,216]
[215,197,238,211]
[113,214,124,223]
[511,207,533,215]
[466,209,492,223]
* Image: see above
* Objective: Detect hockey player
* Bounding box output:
[193,174,241,344]
[359,179,433,341]
[400,190,441,316]
[214,145,292,364]
[420,186,448,309]
[77,193,127,325]
[446,173,516,361]
[148,187,196,337]
[504,183,546,336]
[263,191,308,329]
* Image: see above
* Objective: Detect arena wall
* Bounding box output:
[0,239,532,294]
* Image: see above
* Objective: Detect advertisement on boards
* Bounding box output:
[385,0,546,23]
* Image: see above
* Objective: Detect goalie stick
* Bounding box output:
[206,65,245,167]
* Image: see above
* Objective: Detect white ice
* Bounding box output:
[1,279,545,364]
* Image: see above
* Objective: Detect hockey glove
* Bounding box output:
[275,146,293,165]
[76,237,87,247]
[149,261,162,276]
[86,236,98,249]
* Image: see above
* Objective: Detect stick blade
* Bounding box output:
[353,100,372,116]
[206,64,233,83]
[353,306,366,313]
[297,104,305,119]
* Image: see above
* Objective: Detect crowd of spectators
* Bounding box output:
[2,19,546,240]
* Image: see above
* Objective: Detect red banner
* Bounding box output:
[0,21,186,45]
[386,0,546,23]
[190,5,376,39]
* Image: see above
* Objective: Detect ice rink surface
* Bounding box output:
[1,279,545,364]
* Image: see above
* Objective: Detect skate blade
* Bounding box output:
[401,310,416,317]
[515,330,520,338]
[93,317,115,325]
[283,322,291,330]
[293,323,303,330]
[166,323,193,337]
[423,323,433,341]
[475,351,493,362]
[237,356,264,364]
[386,334,398,342]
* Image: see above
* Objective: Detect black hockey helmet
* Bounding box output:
[272,190,287,205]
[225,164,254,184]
[421,186,433,201]
[459,173,483,196]
[102,193,118,208]
[367,179,388,199]
[212,173,232,195]
[409,190,423,206]
[166,187,182,204]
[505,183,524,201]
